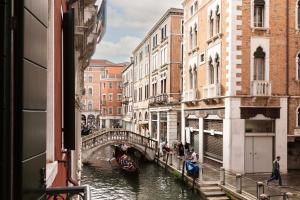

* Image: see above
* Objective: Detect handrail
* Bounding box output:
[82,129,158,151]
[46,185,91,200]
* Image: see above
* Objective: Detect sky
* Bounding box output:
[93,0,182,63]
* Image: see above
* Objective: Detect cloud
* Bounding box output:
[92,0,182,62]
[108,0,182,33]
[93,36,141,63]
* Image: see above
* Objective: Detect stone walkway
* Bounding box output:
[163,152,300,199]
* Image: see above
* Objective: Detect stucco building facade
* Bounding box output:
[82,59,124,129]
[129,8,183,146]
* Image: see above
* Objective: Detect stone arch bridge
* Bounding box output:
[82,129,158,162]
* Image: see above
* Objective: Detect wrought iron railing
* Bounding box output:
[46,185,91,200]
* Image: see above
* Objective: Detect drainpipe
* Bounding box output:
[286,0,290,138]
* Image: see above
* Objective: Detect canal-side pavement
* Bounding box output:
[157,152,300,200]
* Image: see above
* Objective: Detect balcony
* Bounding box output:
[46,185,91,200]
[203,83,221,99]
[251,80,272,96]
[149,94,169,106]
[122,96,129,104]
[184,90,199,102]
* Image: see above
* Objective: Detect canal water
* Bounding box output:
[81,161,204,200]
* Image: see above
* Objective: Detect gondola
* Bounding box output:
[115,145,139,173]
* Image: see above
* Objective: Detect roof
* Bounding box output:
[90,59,127,67]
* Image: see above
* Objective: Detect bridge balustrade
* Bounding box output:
[82,130,158,152]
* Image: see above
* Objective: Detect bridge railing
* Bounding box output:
[82,129,158,152]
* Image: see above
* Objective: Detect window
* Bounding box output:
[161,47,168,65]
[103,82,106,89]
[145,85,149,99]
[254,0,265,27]
[216,5,220,34]
[88,75,92,83]
[139,51,143,61]
[298,1,300,29]
[245,120,275,133]
[253,47,266,80]
[117,94,122,101]
[88,88,93,96]
[208,58,214,84]
[215,54,220,84]
[88,102,92,111]
[153,53,158,70]
[189,27,193,50]
[108,94,113,101]
[152,82,157,96]
[118,107,122,115]
[152,34,158,48]
[102,108,106,115]
[189,68,193,89]
[190,5,194,16]
[109,82,112,88]
[161,24,167,41]
[193,65,197,89]
[200,53,205,63]
[209,11,214,37]
[102,94,106,101]
[194,1,198,11]
[297,53,300,80]
[194,24,198,48]
[108,107,113,115]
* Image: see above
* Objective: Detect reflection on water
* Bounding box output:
[81,161,203,200]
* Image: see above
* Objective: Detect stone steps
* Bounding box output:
[207,196,230,200]
[202,190,226,197]
[201,186,222,192]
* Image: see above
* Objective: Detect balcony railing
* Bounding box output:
[203,83,221,99]
[184,90,198,102]
[251,80,272,96]
[149,94,169,105]
[46,185,91,200]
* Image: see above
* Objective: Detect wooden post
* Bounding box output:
[236,174,242,194]
[157,151,160,165]
[165,153,169,171]
[256,182,264,199]
[181,160,185,181]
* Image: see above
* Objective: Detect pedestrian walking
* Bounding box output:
[178,142,184,157]
[267,156,282,186]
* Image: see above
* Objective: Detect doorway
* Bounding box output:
[245,136,273,173]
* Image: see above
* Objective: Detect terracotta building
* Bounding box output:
[82,59,125,129]
[128,8,183,146]
[182,0,300,174]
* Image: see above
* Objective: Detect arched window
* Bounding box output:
[216,5,220,34]
[254,0,265,27]
[215,54,220,83]
[253,47,266,80]
[139,112,142,121]
[190,27,193,49]
[189,67,193,89]
[297,52,300,80]
[194,24,198,47]
[194,64,198,89]
[145,112,149,121]
[209,11,214,37]
[298,1,300,29]
[209,57,214,84]
[298,107,300,127]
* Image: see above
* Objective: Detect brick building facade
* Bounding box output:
[182,0,300,173]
